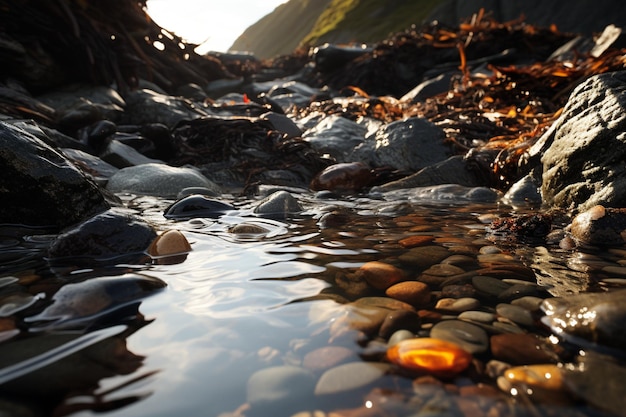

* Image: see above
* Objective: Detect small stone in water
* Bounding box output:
[356,261,406,290]
[314,362,391,395]
[387,338,472,375]
[430,320,489,354]
[148,230,191,257]
[435,297,480,313]
[398,235,434,248]
[503,364,564,391]
[385,281,431,306]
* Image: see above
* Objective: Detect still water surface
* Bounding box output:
[1,193,624,417]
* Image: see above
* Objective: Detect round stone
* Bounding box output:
[472,276,512,298]
[430,320,489,354]
[495,303,534,327]
[302,346,355,372]
[398,235,434,248]
[247,366,316,412]
[504,364,564,391]
[356,261,407,290]
[385,281,431,306]
[314,362,391,395]
[148,229,191,257]
[458,311,496,324]
[490,333,557,365]
[387,337,472,376]
[435,297,480,313]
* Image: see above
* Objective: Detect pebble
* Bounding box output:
[314,362,391,395]
[398,235,434,248]
[387,337,472,376]
[356,261,407,290]
[147,229,191,258]
[503,364,564,391]
[471,276,512,298]
[253,191,303,218]
[429,320,489,354]
[378,309,422,339]
[510,296,545,312]
[490,333,557,365]
[435,297,480,313]
[495,303,534,327]
[398,246,450,270]
[388,329,415,347]
[302,346,355,372]
[247,366,316,414]
[385,281,431,306]
[458,311,496,324]
[164,194,235,219]
[229,223,271,235]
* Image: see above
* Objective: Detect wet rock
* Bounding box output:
[378,309,422,339]
[61,148,119,183]
[387,338,472,376]
[47,209,156,263]
[351,117,448,172]
[435,297,480,313]
[471,276,512,299]
[563,353,626,417]
[302,115,367,162]
[541,71,626,211]
[147,230,192,264]
[490,334,558,365]
[164,195,235,219]
[503,364,564,391]
[107,163,220,198]
[398,235,434,248]
[25,273,166,328]
[0,121,110,229]
[373,156,485,192]
[458,311,497,324]
[356,261,407,291]
[495,303,534,327]
[253,191,303,218]
[123,89,207,128]
[382,184,499,204]
[541,289,626,352]
[502,174,542,207]
[261,111,302,139]
[246,366,316,414]
[310,162,373,192]
[312,43,372,73]
[314,362,391,395]
[570,205,626,246]
[398,246,450,270]
[430,320,489,354]
[385,281,431,307]
[99,139,164,169]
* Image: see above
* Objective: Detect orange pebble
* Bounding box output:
[398,235,435,248]
[387,338,472,375]
[357,261,406,290]
[148,230,192,257]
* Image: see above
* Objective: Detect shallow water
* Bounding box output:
[1,193,625,417]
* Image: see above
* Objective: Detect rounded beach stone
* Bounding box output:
[302,346,355,372]
[435,297,480,313]
[504,364,564,391]
[107,163,220,198]
[148,230,191,257]
[385,281,431,306]
[356,261,407,290]
[247,366,316,412]
[387,337,472,376]
[495,303,534,327]
[314,362,391,395]
[490,333,557,365]
[430,320,489,354]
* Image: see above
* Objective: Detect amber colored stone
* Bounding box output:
[385,281,431,306]
[398,235,434,248]
[490,333,557,365]
[387,338,472,375]
[356,261,406,290]
[504,364,564,391]
[148,229,192,257]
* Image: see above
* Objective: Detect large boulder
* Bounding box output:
[0,122,110,229]
[540,71,626,212]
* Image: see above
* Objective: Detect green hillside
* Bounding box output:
[229,0,446,59]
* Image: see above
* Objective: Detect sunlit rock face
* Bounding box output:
[541,71,626,211]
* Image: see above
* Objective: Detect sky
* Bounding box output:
[146,0,288,54]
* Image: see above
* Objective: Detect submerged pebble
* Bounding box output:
[387,338,472,375]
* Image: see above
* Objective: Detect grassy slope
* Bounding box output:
[231,0,448,59]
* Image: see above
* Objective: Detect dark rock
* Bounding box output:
[253,191,303,218]
[310,162,374,192]
[123,89,207,128]
[47,209,156,263]
[490,333,558,365]
[313,43,372,73]
[372,156,486,192]
[0,121,110,229]
[351,117,448,172]
[164,195,235,219]
[430,319,489,354]
[302,115,367,162]
[541,71,626,211]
